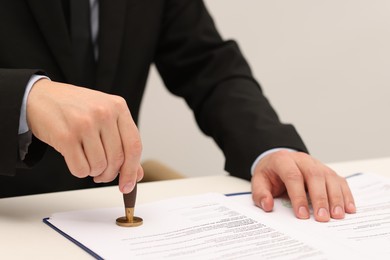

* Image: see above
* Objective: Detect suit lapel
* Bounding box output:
[96,0,128,92]
[26,0,76,83]
[27,0,130,90]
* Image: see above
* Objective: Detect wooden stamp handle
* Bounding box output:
[123,183,137,208]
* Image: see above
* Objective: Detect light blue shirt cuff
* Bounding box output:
[18,75,49,134]
[250,148,297,175]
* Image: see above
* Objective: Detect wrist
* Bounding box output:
[26,77,51,130]
[19,75,49,134]
[251,148,297,175]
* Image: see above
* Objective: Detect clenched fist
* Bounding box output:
[27,79,143,193]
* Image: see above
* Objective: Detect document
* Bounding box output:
[44,173,390,259]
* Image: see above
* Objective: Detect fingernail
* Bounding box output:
[347,202,356,213]
[122,181,135,194]
[318,207,328,218]
[260,199,266,210]
[333,206,344,216]
[298,206,309,219]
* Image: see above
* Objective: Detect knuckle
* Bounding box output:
[111,152,125,168]
[104,173,118,183]
[89,95,129,122]
[330,194,344,204]
[285,171,304,182]
[305,168,324,179]
[96,171,118,183]
[291,194,308,204]
[71,113,95,132]
[128,139,143,156]
[52,131,76,152]
[54,129,72,143]
[312,195,328,206]
[70,166,89,178]
[90,159,107,175]
[92,105,110,119]
[325,168,338,178]
[112,96,128,111]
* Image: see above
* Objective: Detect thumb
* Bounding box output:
[251,173,275,212]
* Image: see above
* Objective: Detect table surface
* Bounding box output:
[1,156,390,259]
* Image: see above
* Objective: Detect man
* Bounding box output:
[0,0,355,222]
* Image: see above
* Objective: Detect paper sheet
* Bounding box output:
[45,173,390,259]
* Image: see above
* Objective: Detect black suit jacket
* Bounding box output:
[0,0,307,197]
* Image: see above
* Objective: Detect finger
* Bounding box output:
[327,176,345,219]
[325,172,346,219]
[341,177,356,214]
[117,110,142,193]
[136,165,144,182]
[93,124,124,183]
[251,173,275,212]
[277,158,311,220]
[296,158,330,222]
[82,131,107,177]
[62,142,90,178]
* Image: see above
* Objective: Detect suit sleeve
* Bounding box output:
[154,0,308,180]
[0,69,47,176]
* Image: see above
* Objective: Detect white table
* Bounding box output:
[1,157,389,259]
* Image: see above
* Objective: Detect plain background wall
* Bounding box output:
[138,0,390,177]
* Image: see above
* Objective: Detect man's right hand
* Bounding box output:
[26,79,143,193]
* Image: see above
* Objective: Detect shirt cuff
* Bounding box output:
[18,75,49,134]
[250,148,297,176]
